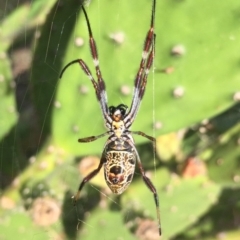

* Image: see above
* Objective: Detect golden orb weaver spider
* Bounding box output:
[60,0,161,235]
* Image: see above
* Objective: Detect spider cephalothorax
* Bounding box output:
[109,104,128,122]
[60,0,161,235]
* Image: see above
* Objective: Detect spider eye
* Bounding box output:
[117,104,128,116]
[120,107,126,116]
[109,104,128,117]
[109,106,115,115]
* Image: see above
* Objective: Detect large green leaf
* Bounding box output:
[0,0,57,51]
[52,0,240,155]
[78,209,137,240]
[122,171,221,239]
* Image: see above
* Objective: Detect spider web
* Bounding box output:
[0,0,158,239]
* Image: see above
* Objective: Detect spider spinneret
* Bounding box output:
[60,0,161,235]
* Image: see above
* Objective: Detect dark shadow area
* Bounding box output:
[0,127,25,189]
[62,185,101,239]
[31,0,81,145]
[0,0,30,21]
[0,0,83,189]
[174,187,240,239]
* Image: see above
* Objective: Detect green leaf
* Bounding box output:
[0,0,57,51]
[53,0,240,156]
[0,57,18,140]
[207,124,240,186]
[78,209,137,240]
[0,212,50,240]
[122,171,221,239]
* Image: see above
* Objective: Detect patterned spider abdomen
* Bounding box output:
[104,149,136,194]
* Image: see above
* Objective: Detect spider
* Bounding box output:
[60,0,161,235]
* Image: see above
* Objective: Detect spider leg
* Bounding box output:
[124,0,156,128]
[128,130,155,142]
[81,7,110,124]
[127,42,155,124]
[60,58,111,124]
[130,141,161,236]
[128,130,156,154]
[139,164,161,236]
[74,136,117,204]
[60,59,98,96]
[73,154,106,204]
[78,131,111,143]
[60,7,112,125]
[138,41,155,99]
[125,35,155,128]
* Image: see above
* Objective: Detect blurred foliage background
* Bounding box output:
[0,0,240,239]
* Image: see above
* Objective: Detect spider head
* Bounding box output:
[109,104,128,122]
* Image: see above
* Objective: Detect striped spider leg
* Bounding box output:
[60,0,161,235]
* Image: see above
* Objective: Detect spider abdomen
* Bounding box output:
[104,150,135,194]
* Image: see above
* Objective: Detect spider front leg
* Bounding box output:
[73,155,105,204]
